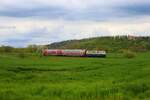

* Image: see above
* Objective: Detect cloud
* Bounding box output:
[118,3,150,17]
[0,0,150,47]
[0,0,150,21]
[1,17,150,47]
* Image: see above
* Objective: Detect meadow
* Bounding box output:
[0,52,150,100]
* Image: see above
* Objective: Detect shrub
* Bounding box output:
[123,50,136,59]
[17,52,27,58]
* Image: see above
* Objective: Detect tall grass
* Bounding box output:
[0,52,150,100]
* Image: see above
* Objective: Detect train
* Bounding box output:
[43,49,106,57]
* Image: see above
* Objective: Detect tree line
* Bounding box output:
[0,45,47,54]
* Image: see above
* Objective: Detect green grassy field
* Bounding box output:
[0,52,150,100]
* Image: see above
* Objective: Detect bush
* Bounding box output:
[123,50,136,59]
[17,52,27,58]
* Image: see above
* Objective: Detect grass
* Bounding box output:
[0,52,150,100]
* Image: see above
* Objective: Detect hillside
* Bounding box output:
[48,36,150,52]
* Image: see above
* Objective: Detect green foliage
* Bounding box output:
[0,52,150,99]
[123,50,136,59]
[17,52,27,58]
[0,46,14,53]
[48,36,150,52]
[27,45,38,53]
[0,45,46,58]
[0,36,150,54]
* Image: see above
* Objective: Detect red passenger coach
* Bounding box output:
[43,49,86,57]
[43,49,62,56]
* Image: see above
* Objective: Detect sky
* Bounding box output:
[0,0,150,47]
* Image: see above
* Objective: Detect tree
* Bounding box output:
[0,46,14,53]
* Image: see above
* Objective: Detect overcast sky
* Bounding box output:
[0,0,150,47]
